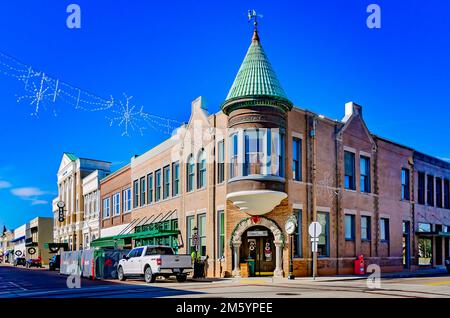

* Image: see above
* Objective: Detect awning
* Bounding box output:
[11,235,25,243]
[416,231,450,237]
[91,210,179,248]
[90,229,179,248]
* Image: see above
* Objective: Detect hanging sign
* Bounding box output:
[247,230,268,237]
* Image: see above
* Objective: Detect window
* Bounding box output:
[123,188,131,213]
[427,175,434,206]
[163,165,170,199]
[186,215,195,254]
[380,218,389,241]
[197,150,206,189]
[317,212,329,257]
[418,237,432,265]
[218,210,225,258]
[361,216,371,240]
[401,168,410,200]
[112,193,120,216]
[230,133,239,179]
[187,155,195,192]
[244,129,264,176]
[102,197,110,218]
[344,151,355,190]
[147,173,153,204]
[418,172,425,205]
[360,156,371,193]
[436,177,443,208]
[293,209,302,258]
[418,223,431,232]
[292,137,302,181]
[172,162,180,196]
[345,214,355,240]
[217,140,225,183]
[133,180,139,208]
[197,214,207,256]
[278,132,285,177]
[140,177,146,206]
[155,169,161,202]
[444,179,450,209]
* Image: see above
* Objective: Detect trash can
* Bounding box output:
[353,254,365,275]
[247,258,255,277]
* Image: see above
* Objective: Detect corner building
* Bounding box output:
[99,26,450,278]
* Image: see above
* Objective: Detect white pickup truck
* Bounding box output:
[117,245,192,283]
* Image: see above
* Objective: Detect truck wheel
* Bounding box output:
[118,266,126,281]
[176,274,187,283]
[144,267,156,283]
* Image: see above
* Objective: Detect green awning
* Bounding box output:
[90,229,179,248]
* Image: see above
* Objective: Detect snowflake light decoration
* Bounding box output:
[16,72,54,116]
[107,94,146,136]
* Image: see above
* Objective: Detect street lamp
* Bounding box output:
[285,215,297,280]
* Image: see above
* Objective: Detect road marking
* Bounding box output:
[239,279,266,284]
[8,282,27,291]
[425,280,450,286]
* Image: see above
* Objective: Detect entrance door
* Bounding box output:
[402,221,411,268]
[240,226,275,277]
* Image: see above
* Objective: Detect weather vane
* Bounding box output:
[248,9,263,29]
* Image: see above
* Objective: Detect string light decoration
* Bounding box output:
[0,50,181,136]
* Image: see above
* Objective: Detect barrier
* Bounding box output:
[60,248,130,279]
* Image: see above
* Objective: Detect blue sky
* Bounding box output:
[0,0,449,230]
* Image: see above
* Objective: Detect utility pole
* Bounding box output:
[311,117,318,279]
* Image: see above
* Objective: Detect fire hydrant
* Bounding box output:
[353,254,365,275]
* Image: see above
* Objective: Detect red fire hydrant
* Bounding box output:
[353,254,365,275]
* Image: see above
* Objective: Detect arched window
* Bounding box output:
[187,154,195,192]
[197,149,206,189]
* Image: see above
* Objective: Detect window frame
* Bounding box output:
[401,168,410,200]
[147,173,153,204]
[197,150,206,189]
[140,176,146,206]
[344,151,356,190]
[361,215,371,241]
[155,169,161,202]
[163,165,171,199]
[380,218,390,242]
[360,155,371,193]
[217,140,225,184]
[112,192,121,216]
[292,137,302,181]
[133,179,139,209]
[427,174,434,206]
[187,155,195,192]
[172,162,180,196]
[102,197,110,219]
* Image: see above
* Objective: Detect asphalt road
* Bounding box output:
[1,265,449,298]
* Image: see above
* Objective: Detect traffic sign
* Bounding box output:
[308,222,322,238]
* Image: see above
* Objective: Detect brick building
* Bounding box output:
[95,25,450,277]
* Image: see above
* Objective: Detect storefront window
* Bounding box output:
[293,209,302,258]
[218,210,225,258]
[418,237,432,265]
[186,216,195,254]
[198,214,207,256]
[317,212,329,257]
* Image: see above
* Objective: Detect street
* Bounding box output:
[1,265,450,298]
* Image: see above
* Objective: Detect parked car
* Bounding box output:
[117,245,192,283]
[13,257,26,267]
[26,258,42,268]
[48,255,61,271]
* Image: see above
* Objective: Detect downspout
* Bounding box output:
[212,114,217,276]
[334,124,340,275]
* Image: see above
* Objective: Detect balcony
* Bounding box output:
[227,190,287,215]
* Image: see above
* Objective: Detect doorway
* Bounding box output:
[402,221,411,269]
[240,226,275,277]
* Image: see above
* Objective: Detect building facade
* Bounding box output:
[95,26,449,277]
[96,163,132,247]
[53,153,111,251]
[25,217,53,265]
[82,170,108,249]
[0,228,14,263]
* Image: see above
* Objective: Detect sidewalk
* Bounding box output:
[219,268,450,284]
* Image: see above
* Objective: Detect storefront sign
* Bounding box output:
[247,230,268,237]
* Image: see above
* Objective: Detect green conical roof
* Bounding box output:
[225,29,289,102]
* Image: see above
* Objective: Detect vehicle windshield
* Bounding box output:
[145,247,174,255]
